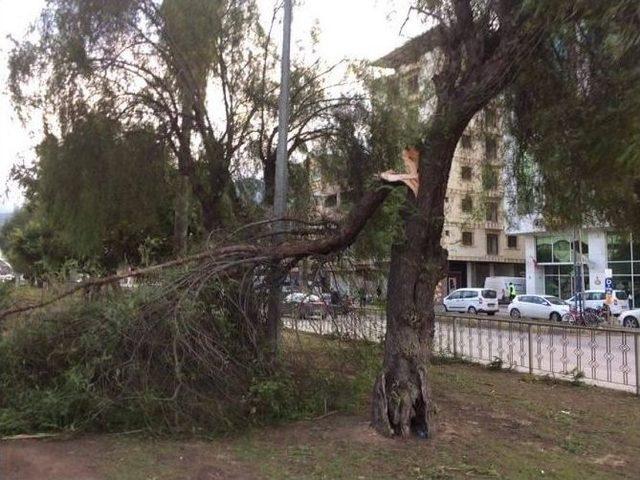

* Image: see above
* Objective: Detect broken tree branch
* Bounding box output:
[0,181,398,322]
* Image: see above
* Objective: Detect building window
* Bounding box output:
[606,233,640,307]
[445,230,450,237]
[485,202,498,222]
[485,137,498,159]
[462,232,473,246]
[535,236,575,263]
[544,265,589,299]
[487,233,499,255]
[461,134,472,149]
[507,235,518,249]
[608,233,632,262]
[461,196,473,213]
[461,166,472,181]
[481,165,498,190]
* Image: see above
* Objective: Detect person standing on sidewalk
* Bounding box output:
[508,282,517,303]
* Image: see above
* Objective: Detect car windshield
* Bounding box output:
[481,289,497,299]
[615,291,629,300]
[544,296,565,305]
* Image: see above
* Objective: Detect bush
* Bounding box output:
[0,278,381,436]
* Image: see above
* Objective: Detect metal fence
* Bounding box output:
[284,310,640,395]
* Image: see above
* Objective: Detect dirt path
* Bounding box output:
[1,435,259,480]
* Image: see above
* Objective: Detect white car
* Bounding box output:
[443,288,499,315]
[619,309,640,328]
[508,295,570,322]
[284,292,328,319]
[0,273,14,282]
[566,290,629,316]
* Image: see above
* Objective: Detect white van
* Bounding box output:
[443,288,499,315]
[484,277,526,304]
[566,290,630,316]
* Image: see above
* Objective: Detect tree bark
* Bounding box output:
[173,175,191,256]
[174,97,194,256]
[371,106,472,438]
[263,152,276,206]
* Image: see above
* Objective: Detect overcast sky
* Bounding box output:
[0,0,424,213]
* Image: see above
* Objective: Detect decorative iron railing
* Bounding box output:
[284,310,640,395]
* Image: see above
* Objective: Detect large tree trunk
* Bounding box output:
[372,109,471,438]
[262,152,276,206]
[173,175,191,256]
[174,100,194,256]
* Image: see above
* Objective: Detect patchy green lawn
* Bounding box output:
[2,360,639,479]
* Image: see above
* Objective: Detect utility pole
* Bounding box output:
[274,0,292,221]
[266,0,293,361]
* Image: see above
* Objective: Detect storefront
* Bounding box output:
[534,235,590,300]
[517,226,640,307]
[606,233,640,308]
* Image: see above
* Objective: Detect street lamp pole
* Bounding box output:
[266,0,293,359]
[274,0,293,222]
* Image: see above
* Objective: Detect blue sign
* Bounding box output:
[605,278,613,289]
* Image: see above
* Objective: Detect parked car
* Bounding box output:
[0,260,14,282]
[443,288,499,315]
[483,276,526,304]
[284,292,328,319]
[508,295,570,321]
[618,309,640,328]
[565,290,629,316]
[0,272,15,283]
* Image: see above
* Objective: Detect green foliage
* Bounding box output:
[508,0,640,231]
[0,207,71,280]
[0,283,12,310]
[312,72,425,261]
[246,336,381,425]
[0,276,381,436]
[38,113,172,264]
[3,111,175,274]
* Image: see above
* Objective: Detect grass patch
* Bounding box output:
[4,355,639,479]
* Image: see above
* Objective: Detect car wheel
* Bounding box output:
[623,316,640,328]
[468,306,477,315]
[550,312,561,322]
[510,308,521,319]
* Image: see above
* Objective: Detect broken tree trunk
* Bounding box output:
[371,107,472,438]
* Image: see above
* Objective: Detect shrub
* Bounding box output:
[0,277,381,436]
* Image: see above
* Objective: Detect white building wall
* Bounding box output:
[587,230,608,290]
[523,235,544,294]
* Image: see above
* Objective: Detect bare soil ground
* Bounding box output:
[2,361,639,479]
